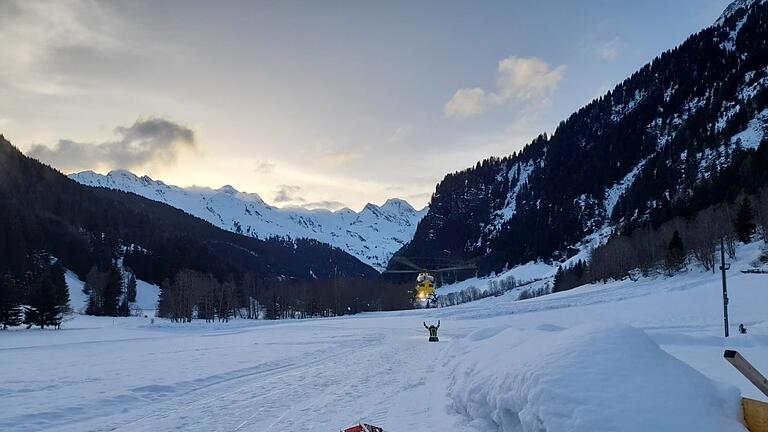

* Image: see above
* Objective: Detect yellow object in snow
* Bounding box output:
[415,272,435,301]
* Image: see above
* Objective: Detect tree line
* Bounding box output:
[0,135,389,328]
[0,136,377,319]
[434,274,519,307]
[157,270,413,322]
[0,252,70,329]
[554,191,765,292]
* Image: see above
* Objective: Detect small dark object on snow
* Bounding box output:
[424,320,440,342]
[342,423,384,432]
[740,323,748,334]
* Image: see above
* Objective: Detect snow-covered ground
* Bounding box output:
[3,243,768,431]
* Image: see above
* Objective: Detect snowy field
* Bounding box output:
[3,244,768,431]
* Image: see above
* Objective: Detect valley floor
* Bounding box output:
[3,244,768,431]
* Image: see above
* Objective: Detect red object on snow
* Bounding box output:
[342,424,383,432]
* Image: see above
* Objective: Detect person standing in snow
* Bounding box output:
[424,320,440,342]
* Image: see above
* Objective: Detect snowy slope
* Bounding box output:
[70,170,427,271]
[134,279,160,314]
[3,241,767,431]
[403,0,768,273]
[65,270,159,315]
[64,270,88,314]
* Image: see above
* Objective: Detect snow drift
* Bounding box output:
[449,323,745,432]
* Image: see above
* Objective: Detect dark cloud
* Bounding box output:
[28,117,196,172]
[273,184,304,203]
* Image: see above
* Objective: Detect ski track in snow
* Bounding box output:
[3,242,768,431]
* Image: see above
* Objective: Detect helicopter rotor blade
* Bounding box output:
[430,265,477,273]
[382,270,422,274]
[390,256,423,271]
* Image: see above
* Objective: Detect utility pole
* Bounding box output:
[720,237,731,338]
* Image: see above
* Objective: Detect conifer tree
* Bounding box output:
[84,266,106,316]
[24,275,63,329]
[735,197,755,243]
[126,273,137,303]
[666,230,685,270]
[553,267,564,291]
[23,256,70,329]
[102,263,123,317]
[0,273,22,329]
[269,291,280,320]
[86,291,100,316]
[50,261,70,316]
[118,295,130,317]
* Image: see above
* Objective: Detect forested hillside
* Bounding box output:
[0,137,403,326]
[0,137,376,282]
[397,0,768,276]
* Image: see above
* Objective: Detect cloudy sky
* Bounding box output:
[1,0,732,211]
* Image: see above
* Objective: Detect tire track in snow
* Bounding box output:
[1,333,381,432]
[102,334,384,432]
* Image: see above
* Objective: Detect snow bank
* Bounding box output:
[449,323,745,432]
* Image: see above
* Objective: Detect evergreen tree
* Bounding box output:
[735,197,756,243]
[118,295,130,317]
[49,261,70,316]
[268,291,280,320]
[84,266,106,316]
[24,274,64,329]
[102,263,123,317]
[157,278,172,318]
[86,291,100,316]
[22,255,70,329]
[126,273,137,303]
[553,266,564,290]
[0,273,22,329]
[666,230,685,270]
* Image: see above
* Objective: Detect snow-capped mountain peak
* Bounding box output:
[716,0,764,25]
[216,185,239,195]
[70,170,427,271]
[381,198,420,213]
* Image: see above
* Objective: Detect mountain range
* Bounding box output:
[0,137,377,287]
[4,0,766,297]
[70,170,427,271]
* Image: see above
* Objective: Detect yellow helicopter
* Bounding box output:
[384,257,477,307]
